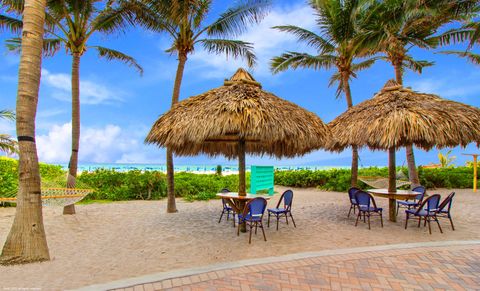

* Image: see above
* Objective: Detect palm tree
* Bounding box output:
[2,0,144,215]
[271,0,377,187]
[139,0,270,213]
[437,19,480,64]
[0,0,50,265]
[0,109,18,155]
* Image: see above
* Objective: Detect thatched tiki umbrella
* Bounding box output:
[146,68,331,204]
[329,80,480,220]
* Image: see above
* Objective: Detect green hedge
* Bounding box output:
[274,166,477,191]
[0,157,65,198]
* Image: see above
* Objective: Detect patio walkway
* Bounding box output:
[75,241,480,291]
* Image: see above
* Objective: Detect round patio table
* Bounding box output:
[367,189,421,222]
[216,192,271,232]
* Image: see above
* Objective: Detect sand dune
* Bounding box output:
[0,187,478,290]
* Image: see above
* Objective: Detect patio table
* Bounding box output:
[216,192,271,232]
[367,189,421,222]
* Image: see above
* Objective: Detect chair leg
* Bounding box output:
[427,217,432,235]
[367,213,371,230]
[218,210,224,223]
[237,219,241,236]
[267,212,271,228]
[449,215,455,231]
[424,217,427,227]
[233,213,236,227]
[355,212,361,227]
[249,222,253,244]
[379,211,383,227]
[285,213,289,225]
[363,212,366,223]
[227,211,230,221]
[276,215,280,231]
[348,205,352,218]
[290,212,296,227]
[405,213,409,230]
[435,215,443,233]
[417,217,421,228]
[260,221,267,241]
[396,203,399,217]
[255,222,258,235]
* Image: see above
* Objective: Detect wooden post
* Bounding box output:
[388,146,397,222]
[238,139,247,232]
[474,155,478,193]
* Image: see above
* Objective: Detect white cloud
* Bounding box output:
[408,73,480,101]
[41,69,123,105]
[188,3,317,78]
[36,122,162,163]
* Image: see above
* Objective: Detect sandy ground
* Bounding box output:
[0,187,479,290]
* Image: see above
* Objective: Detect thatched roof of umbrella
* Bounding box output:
[146,68,331,158]
[329,80,480,151]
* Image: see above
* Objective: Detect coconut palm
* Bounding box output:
[139,0,270,213]
[2,0,144,215]
[437,19,480,65]
[0,109,18,155]
[270,0,378,187]
[0,0,50,265]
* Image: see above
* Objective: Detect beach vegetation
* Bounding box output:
[0,109,18,155]
[136,0,270,213]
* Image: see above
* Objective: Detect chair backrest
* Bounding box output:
[438,192,455,213]
[355,191,378,209]
[244,197,267,218]
[416,194,441,214]
[220,188,230,207]
[276,190,293,210]
[348,187,361,204]
[412,185,426,201]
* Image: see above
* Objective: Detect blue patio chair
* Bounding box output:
[347,187,361,218]
[437,192,455,231]
[238,197,267,244]
[405,194,443,235]
[396,186,426,216]
[354,191,383,229]
[267,190,296,230]
[218,188,235,226]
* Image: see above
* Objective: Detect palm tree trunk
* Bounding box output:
[0,0,50,265]
[64,53,81,215]
[166,52,188,213]
[343,74,358,187]
[393,62,420,187]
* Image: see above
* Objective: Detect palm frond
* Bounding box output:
[198,39,256,68]
[273,25,335,53]
[0,14,22,33]
[5,37,61,57]
[0,109,15,121]
[206,0,270,37]
[1,0,24,13]
[270,52,337,74]
[0,134,18,155]
[91,46,144,75]
[402,56,434,74]
[350,58,378,73]
[438,50,480,65]
[434,27,475,46]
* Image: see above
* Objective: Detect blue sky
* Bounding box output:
[0,0,479,167]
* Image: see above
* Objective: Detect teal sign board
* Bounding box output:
[250,166,274,194]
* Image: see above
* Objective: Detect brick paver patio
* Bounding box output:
[104,243,480,291]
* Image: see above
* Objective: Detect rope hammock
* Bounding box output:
[0,188,93,207]
[359,176,411,189]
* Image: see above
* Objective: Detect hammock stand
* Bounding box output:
[0,188,93,207]
[359,176,411,189]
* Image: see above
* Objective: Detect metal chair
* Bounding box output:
[437,192,455,230]
[396,185,426,216]
[218,188,235,226]
[267,190,296,230]
[405,194,442,235]
[354,191,383,229]
[238,197,268,244]
[347,187,361,218]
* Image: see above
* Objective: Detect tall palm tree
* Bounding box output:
[140,0,270,213]
[271,0,377,187]
[361,0,479,187]
[0,0,50,265]
[2,0,144,215]
[0,109,18,155]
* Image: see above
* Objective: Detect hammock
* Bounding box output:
[359,176,411,189]
[0,188,93,207]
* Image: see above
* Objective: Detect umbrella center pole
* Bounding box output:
[238,139,247,232]
[388,146,397,222]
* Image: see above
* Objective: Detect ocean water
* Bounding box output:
[57,163,348,173]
